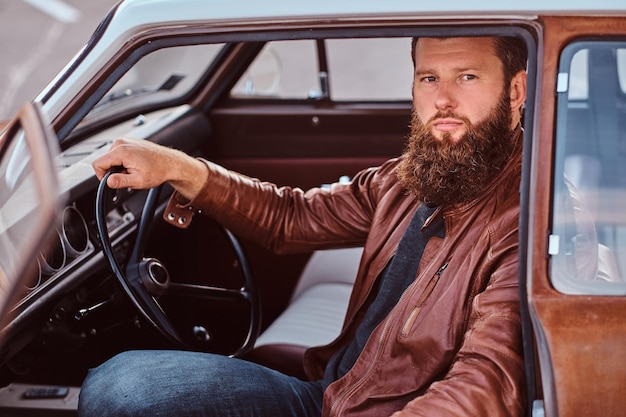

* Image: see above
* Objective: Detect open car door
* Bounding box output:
[523,18,626,417]
[0,102,63,346]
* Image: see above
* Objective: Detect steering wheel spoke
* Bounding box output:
[167,282,250,301]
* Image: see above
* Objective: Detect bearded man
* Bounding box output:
[80,36,528,417]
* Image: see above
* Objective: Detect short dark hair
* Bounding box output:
[410,36,528,84]
[493,37,528,84]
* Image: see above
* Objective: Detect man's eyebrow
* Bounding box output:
[454,66,487,73]
[414,66,486,75]
[414,68,435,76]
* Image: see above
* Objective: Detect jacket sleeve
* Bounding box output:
[391,228,526,417]
[163,158,399,254]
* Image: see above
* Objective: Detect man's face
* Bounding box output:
[398,37,521,206]
[411,37,512,142]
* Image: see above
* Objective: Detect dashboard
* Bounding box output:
[1,106,200,360]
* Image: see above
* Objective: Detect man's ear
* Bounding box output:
[509,70,527,112]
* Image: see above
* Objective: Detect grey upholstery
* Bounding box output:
[249,247,362,378]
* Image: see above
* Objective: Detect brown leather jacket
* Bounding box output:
[164,129,525,417]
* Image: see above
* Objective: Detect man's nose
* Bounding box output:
[434,80,457,111]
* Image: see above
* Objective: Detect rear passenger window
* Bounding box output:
[325,38,413,101]
[550,40,626,295]
[231,40,320,99]
[230,38,413,101]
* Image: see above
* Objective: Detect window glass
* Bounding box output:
[618,49,626,93]
[568,49,588,100]
[84,44,225,123]
[568,49,626,99]
[0,131,40,288]
[231,40,319,99]
[230,38,413,101]
[551,41,626,295]
[326,38,413,101]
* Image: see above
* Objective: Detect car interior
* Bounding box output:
[0,33,414,414]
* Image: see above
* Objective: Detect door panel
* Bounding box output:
[529,16,626,417]
[209,103,409,188]
[206,102,410,327]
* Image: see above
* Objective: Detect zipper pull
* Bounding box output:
[400,261,450,337]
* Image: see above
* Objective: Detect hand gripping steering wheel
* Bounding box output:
[95,167,261,357]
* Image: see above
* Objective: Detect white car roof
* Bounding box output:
[111,0,626,23]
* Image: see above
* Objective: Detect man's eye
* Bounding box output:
[422,76,437,83]
[461,74,477,81]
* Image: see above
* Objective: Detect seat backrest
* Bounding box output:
[289,247,363,302]
[248,247,363,379]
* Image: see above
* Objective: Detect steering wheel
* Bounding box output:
[95,168,261,357]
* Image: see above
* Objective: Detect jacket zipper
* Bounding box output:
[328,261,449,417]
[329,311,394,417]
[401,262,448,337]
[327,252,397,416]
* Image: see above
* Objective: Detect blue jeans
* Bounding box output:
[77,350,324,417]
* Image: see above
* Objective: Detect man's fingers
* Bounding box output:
[92,137,172,190]
[105,172,125,189]
[105,171,146,190]
[93,153,126,180]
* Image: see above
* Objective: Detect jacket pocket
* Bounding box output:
[400,262,448,337]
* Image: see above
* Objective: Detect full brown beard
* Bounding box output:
[397,91,516,206]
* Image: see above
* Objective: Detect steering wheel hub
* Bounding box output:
[138,258,170,296]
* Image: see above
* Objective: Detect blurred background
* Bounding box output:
[0,0,119,121]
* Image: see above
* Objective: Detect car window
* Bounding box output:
[83,43,225,124]
[230,37,413,101]
[567,48,626,99]
[326,38,413,101]
[550,40,626,295]
[0,103,62,331]
[231,40,320,99]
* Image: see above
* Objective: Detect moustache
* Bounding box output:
[424,111,471,127]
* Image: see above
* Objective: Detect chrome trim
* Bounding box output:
[61,206,89,259]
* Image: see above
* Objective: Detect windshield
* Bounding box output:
[0,104,62,320]
[80,43,225,126]
[0,134,40,289]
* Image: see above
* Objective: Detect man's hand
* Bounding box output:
[92,137,208,201]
